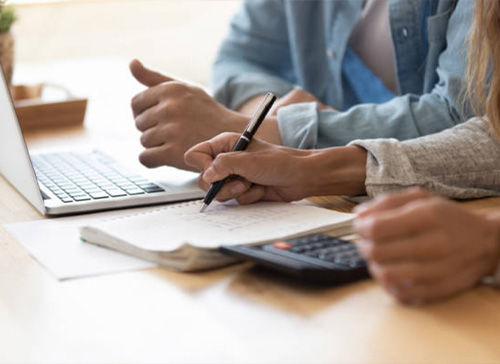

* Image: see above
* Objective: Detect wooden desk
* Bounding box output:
[1,59,500,364]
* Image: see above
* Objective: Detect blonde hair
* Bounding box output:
[467,0,500,137]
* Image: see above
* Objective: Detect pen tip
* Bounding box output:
[199,204,208,213]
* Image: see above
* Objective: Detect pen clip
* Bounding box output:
[245,92,276,134]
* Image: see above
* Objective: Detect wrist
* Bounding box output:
[299,146,367,197]
[237,94,269,115]
[228,111,283,146]
[255,116,282,145]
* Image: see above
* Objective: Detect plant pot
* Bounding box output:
[0,32,14,85]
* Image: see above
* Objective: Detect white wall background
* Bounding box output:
[10,0,241,86]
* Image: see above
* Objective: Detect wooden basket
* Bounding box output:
[10,83,87,131]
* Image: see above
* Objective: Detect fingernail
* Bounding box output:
[230,182,246,195]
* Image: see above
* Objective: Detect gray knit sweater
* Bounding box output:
[349,117,500,199]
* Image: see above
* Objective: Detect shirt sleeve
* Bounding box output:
[348,118,500,199]
[211,0,295,110]
[277,0,475,149]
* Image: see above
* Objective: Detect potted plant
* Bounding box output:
[0,0,16,85]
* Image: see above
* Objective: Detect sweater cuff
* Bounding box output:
[214,73,293,111]
[277,102,320,149]
[348,138,419,197]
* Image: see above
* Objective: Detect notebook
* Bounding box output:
[79,201,354,271]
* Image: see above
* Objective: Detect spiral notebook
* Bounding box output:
[79,201,354,271]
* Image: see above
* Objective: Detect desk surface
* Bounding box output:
[1,59,500,364]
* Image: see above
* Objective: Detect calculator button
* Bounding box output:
[309,235,324,242]
[273,241,292,250]
[289,246,306,253]
[289,237,310,245]
[309,243,324,250]
[304,251,322,258]
[318,251,336,260]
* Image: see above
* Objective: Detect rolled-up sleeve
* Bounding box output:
[348,118,500,199]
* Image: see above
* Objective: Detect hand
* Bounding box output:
[184,132,367,204]
[185,133,314,203]
[354,188,500,305]
[130,59,250,171]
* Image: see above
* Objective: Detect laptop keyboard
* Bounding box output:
[31,150,165,203]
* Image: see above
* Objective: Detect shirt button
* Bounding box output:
[402,27,409,38]
[326,49,336,59]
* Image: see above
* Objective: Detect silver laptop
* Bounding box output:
[0,66,204,216]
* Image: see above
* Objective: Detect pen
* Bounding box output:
[199,92,277,213]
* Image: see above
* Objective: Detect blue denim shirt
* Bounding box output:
[211,0,473,149]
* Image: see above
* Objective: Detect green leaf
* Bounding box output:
[0,5,16,33]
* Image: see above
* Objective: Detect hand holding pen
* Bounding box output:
[199,92,277,212]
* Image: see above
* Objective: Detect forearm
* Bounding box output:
[276,93,464,150]
[349,118,500,199]
[254,116,282,145]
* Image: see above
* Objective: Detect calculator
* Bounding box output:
[220,234,370,285]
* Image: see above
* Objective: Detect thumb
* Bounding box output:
[129,59,174,87]
[184,133,242,172]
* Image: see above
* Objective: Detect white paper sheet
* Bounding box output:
[82,201,354,251]
[4,206,159,280]
[4,199,349,280]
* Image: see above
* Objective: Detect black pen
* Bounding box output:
[199,92,277,213]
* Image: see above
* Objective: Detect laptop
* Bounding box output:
[0,66,204,216]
